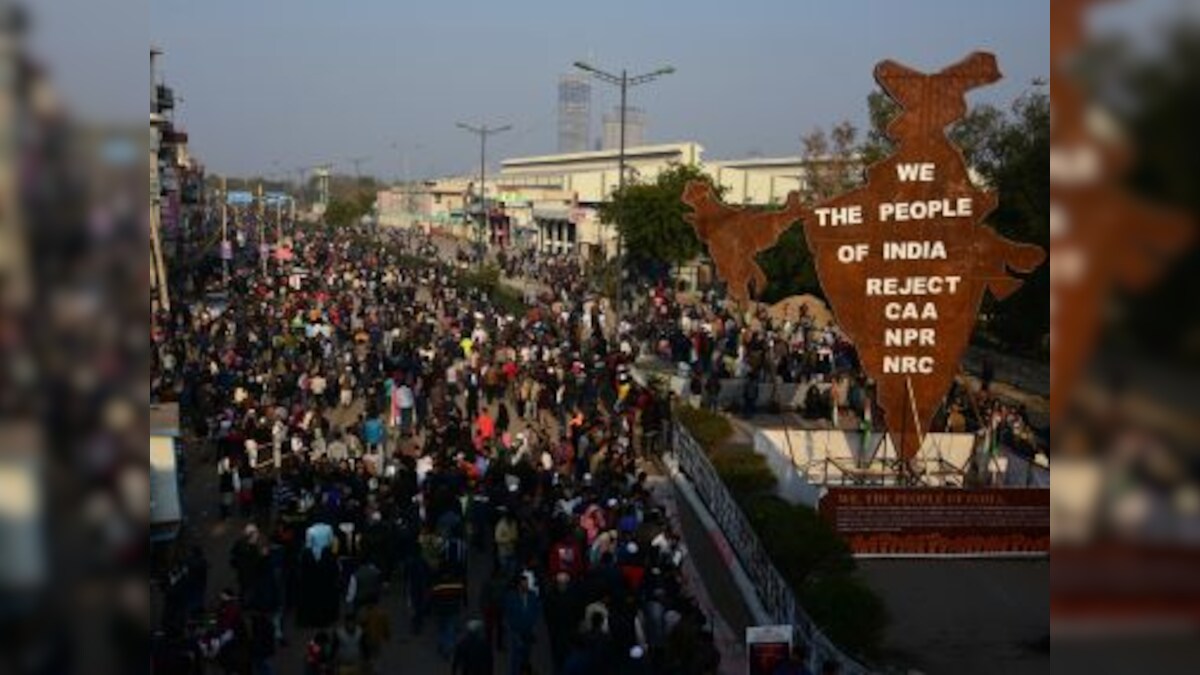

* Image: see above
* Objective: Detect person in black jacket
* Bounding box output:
[542,572,582,674]
[453,619,494,675]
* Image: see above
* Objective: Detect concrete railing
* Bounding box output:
[669,421,872,675]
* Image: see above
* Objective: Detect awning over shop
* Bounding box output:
[532,207,572,221]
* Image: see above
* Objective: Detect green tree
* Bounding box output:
[600,163,716,279]
[800,120,862,199]
[756,225,822,303]
[971,89,1050,355]
[952,103,1007,173]
[862,90,899,165]
[1082,23,1200,366]
[324,190,377,227]
[323,198,358,227]
[305,173,382,203]
[756,121,862,304]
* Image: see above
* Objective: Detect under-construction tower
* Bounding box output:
[557,74,591,154]
[312,165,332,216]
[603,105,646,151]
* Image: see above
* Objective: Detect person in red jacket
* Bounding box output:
[475,409,495,443]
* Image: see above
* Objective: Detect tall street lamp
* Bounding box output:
[456,122,511,261]
[573,60,674,327]
[220,176,229,289]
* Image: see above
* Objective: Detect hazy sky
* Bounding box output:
[140,0,1049,179]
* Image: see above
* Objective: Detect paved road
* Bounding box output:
[858,558,1049,675]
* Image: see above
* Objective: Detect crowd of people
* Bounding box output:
[151,223,724,675]
[149,207,1046,674]
[621,280,1040,457]
[497,250,590,304]
[494,248,876,425]
[496,232,1041,458]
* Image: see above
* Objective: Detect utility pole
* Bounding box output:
[574,60,674,330]
[347,156,371,182]
[150,46,171,315]
[275,198,283,266]
[221,176,229,289]
[257,182,266,276]
[456,122,511,262]
[292,166,309,211]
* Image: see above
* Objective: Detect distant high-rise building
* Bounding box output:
[557,75,591,154]
[602,106,646,150]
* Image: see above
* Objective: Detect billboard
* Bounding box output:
[819,487,1049,555]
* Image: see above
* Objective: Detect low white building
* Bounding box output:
[708,156,810,205]
[377,177,472,233]
[498,142,845,259]
[498,143,703,258]
[380,143,858,259]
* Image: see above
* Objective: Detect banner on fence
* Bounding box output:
[819,487,1049,555]
[747,625,793,675]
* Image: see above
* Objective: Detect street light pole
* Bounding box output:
[456,122,511,263]
[618,69,627,264]
[347,156,371,182]
[275,199,283,266]
[221,175,229,289]
[257,182,266,277]
[573,60,675,332]
[475,130,480,251]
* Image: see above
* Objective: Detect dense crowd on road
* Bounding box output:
[151,223,725,675]
[148,208,1045,674]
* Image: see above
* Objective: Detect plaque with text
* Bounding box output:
[820,487,1049,555]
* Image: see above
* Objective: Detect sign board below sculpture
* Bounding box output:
[819,487,1049,555]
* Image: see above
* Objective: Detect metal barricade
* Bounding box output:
[671,421,871,675]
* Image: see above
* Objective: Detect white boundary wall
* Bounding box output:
[753,428,1047,508]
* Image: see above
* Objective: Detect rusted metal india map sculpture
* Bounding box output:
[683,182,806,304]
[1048,0,1193,429]
[685,52,1046,464]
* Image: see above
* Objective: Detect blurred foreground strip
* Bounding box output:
[1051,1,1200,670]
[0,4,147,674]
